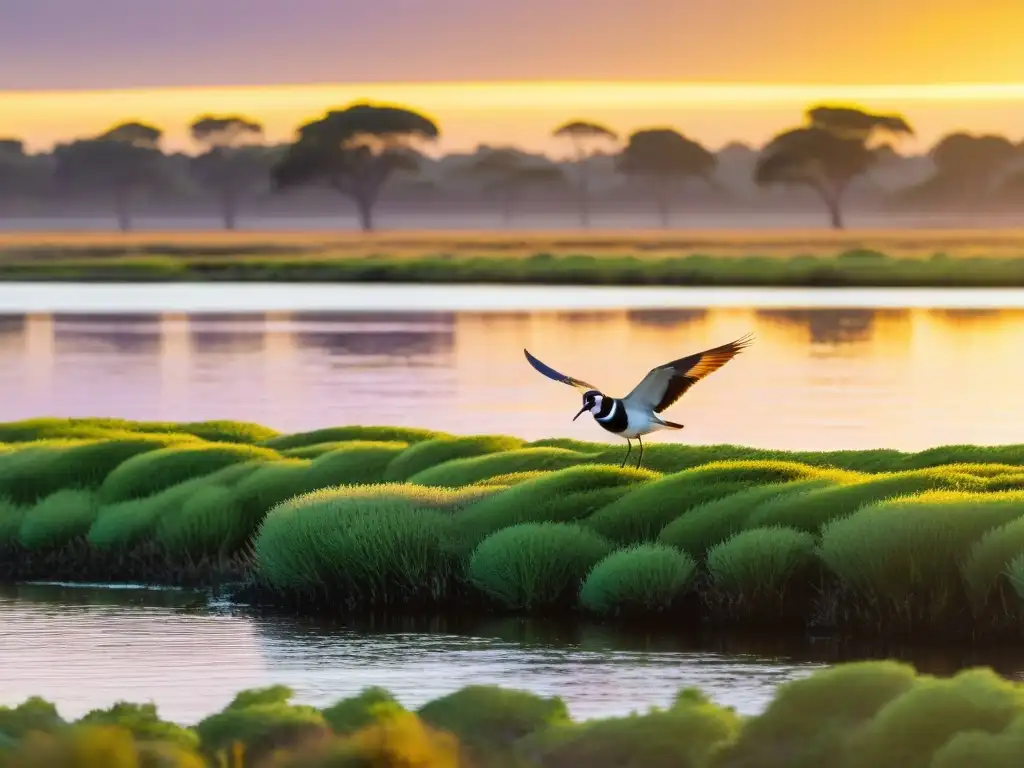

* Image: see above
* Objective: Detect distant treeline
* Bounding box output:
[1,103,1022,231]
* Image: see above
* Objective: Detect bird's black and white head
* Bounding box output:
[573,389,606,421]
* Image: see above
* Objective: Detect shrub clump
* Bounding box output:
[18,489,100,551]
[467,522,613,610]
[819,491,1024,626]
[586,460,825,545]
[98,443,279,503]
[383,435,526,482]
[448,465,655,558]
[579,544,697,617]
[261,425,441,451]
[408,448,589,487]
[706,526,818,622]
[254,491,457,607]
[659,477,839,558]
[747,469,985,533]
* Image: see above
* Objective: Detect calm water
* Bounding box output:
[0,583,827,724]
[1,284,1024,449]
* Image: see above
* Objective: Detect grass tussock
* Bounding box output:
[706,526,819,623]
[586,460,826,545]
[448,465,655,558]
[18,490,100,551]
[383,435,526,482]
[658,477,841,558]
[98,443,280,503]
[467,523,613,610]
[408,447,591,487]
[261,425,442,451]
[747,469,986,533]
[579,544,697,617]
[819,491,1024,628]
[253,491,458,607]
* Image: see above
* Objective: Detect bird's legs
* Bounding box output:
[620,439,632,468]
[636,436,644,470]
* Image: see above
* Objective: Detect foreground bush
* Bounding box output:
[18,490,100,551]
[9,662,1024,767]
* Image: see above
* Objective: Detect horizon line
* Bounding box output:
[7,80,1024,108]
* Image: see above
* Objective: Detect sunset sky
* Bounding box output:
[3,0,1023,154]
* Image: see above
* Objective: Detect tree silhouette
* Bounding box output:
[51,122,166,232]
[189,115,266,230]
[755,105,913,229]
[271,103,438,232]
[617,129,716,227]
[460,148,566,224]
[553,120,618,228]
[932,133,1018,198]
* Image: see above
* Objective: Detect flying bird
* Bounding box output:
[524,334,753,469]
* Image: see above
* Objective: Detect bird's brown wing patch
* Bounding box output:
[625,334,753,412]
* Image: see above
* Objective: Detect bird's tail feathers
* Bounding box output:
[660,419,684,429]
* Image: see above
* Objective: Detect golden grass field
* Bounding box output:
[5,228,1024,260]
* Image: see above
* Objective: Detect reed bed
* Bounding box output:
[3,417,1024,635]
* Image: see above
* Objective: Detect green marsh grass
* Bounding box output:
[383,434,526,481]
[586,460,825,545]
[706,526,819,622]
[408,447,590,486]
[467,522,613,610]
[98,443,280,503]
[253,491,458,607]
[260,425,442,451]
[18,489,100,551]
[579,544,697,617]
[961,516,1024,609]
[447,465,656,558]
[88,461,265,551]
[300,441,409,486]
[819,491,1024,626]
[0,496,27,552]
[745,469,985,534]
[658,477,842,558]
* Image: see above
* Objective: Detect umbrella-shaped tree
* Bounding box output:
[755,105,913,229]
[51,121,167,232]
[189,115,267,230]
[458,148,566,224]
[553,120,618,227]
[271,103,439,232]
[617,128,716,227]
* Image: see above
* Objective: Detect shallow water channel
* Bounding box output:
[3,583,1024,725]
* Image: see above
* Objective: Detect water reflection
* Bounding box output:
[0,306,1022,449]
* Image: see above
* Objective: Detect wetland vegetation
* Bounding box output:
[4,418,1024,637]
[7,231,1024,286]
[1,661,1023,767]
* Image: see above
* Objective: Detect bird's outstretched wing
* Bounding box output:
[523,349,598,392]
[623,334,753,412]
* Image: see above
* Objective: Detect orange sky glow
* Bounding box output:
[4,80,1024,156]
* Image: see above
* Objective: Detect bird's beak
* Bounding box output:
[572,405,588,421]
